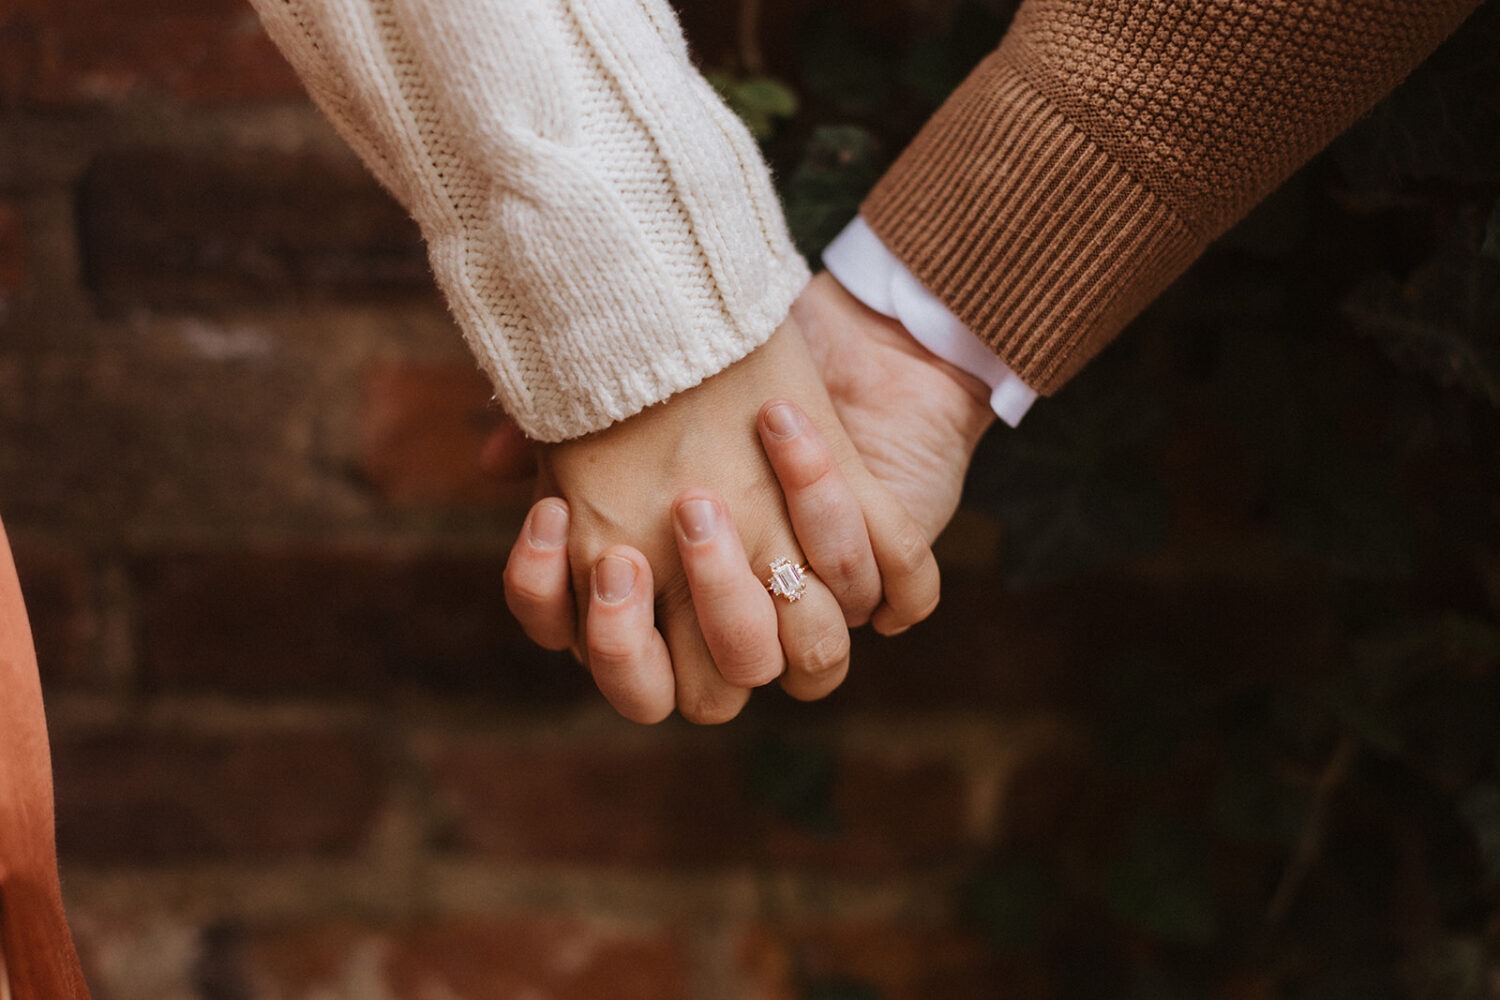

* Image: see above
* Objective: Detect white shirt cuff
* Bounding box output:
[822,216,1036,428]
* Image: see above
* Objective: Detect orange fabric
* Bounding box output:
[0,517,89,999]
[862,0,1482,394]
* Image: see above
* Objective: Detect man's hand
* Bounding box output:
[504,317,939,724]
[789,271,995,543]
[493,272,995,723]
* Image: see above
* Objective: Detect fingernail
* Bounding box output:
[763,402,803,440]
[594,555,636,605]
[528,502,567,548]
[676,498,719,543]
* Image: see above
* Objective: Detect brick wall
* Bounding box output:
[0,2,1337,998]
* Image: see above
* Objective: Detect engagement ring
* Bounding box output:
[765,557,810,603]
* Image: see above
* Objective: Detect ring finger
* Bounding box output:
[758,400,881,626]
[756,553,850,702]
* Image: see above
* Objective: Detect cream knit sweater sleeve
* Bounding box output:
[249,0,810,441]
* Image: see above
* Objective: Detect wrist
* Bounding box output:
[822,216,1035,428]
[794,273,994,442]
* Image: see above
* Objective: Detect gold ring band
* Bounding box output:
[765,557,811,603]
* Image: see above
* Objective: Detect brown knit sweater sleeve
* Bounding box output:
[861,0,1482,395]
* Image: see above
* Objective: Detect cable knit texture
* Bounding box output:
[249,0,809,441]
[862,0,1482,395]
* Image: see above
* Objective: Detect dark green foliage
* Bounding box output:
[797,7,900,117]
[1483,199,1500,263]
[1328,2,1500,194]
[1104,813,1219,947]
[1210,758,1310,848]
[744,734,839,833]
[1345,215,1500,407]
[899,3,1008,108]
[708,72,800,142]
[718,0,1500,993]
[1095,657,1201,776]
[1460,784,1500,885]
[965,362,1170,584]
[1331,615,1500,764]
[782,125,885,260]
[961,858,1060,948]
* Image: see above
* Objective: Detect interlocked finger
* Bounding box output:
[758,400,882,626]
[672,491,784,690]
[503,499,576,651]
[583,548,675,724]
[758,561,851,702]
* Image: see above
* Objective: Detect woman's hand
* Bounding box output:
[504,317,938,724]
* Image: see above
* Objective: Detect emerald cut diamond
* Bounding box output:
[766,558,809,603]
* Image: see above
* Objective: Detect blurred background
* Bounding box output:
[1,0,1498,997]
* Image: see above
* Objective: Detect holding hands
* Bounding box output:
[504,312,942,724]
[503,275,997,724]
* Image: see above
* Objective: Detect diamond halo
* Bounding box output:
[765,557,810,603]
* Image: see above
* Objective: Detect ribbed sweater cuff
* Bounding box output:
[861,49,1201,395]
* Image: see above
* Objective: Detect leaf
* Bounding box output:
[964,362,1170,584]
[1210,760,1309,847]
[899,2,1007,108]
[1328,2,1500,197]
[1458,784,1500,885]
[1210,329,1418,580]
[1104,813,1219,947]
[1328,614,1500,762]
[781,125,885,259]
[1406,937,1492,1000]
[708,72,800,142]
[1484,198,1500,265]
[736,78,800,119]
[744,735,839,833]
[1267,452,1416,580]
[1343,216,1500,408]
[1095,657,1203,776]
[960,858,1060,948]
[798,8,898,117]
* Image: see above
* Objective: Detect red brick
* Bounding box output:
[359,362,525,510]
[738,923,1048,1000]
[67,906,206,997]
[427,738,971,872]
[764,753,974,872]
[8,541,97,689]
[0,0,302,107]
[0,340,341,534]
[0,200,26,294]
[246,917,689,1000]
[52,728,385,864]
[134,549,590,703]
[77,148,429,312]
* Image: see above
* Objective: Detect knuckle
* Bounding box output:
[915,581,941,622]
[523,621,575,652]
[827,543,869,584]
[504,577,555,614]
[793,622,850,681]
[887,521,933,577]
[841,593,878,628]
[787,447,837,493]
[678,689,747,726]
[705,614,777,673]
[720,659,781,688]
[622,701,674,726]
[587,630,639,666]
